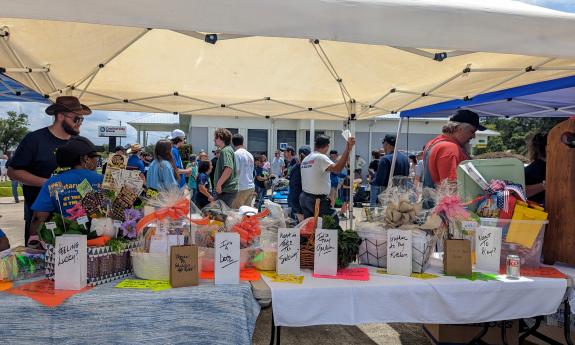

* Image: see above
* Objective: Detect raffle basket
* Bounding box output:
[300,199,321,269]
[46,240,140,286]
[479,218,547,268]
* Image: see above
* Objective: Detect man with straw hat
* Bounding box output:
[127,143,146,183]
[7,96,91,247]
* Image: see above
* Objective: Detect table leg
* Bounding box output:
[519,316,542,344]
[501,321,509,345]
[270,310,276,345]
[466,323,489,345]
[564,300,573,345]
[277,326,282,345]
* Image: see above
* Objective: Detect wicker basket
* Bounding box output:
[300,199,321,270]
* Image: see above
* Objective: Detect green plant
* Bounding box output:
[322,215,362,269]
[107,238,129,253]
[38,213,97,246]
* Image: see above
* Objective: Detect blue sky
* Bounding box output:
[517,0,575,12]
[0,0,573,146]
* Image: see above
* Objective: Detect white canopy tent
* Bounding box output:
[1,0,575,223]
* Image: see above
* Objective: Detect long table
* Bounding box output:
[0,280,260,345]
[263,265,566,327]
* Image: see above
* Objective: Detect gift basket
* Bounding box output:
[300,199,362,270]
[457,160,547,268]
[356,184,443,273]
[44,156,147,285]
[0,247,46,281]
[132,191,201,281]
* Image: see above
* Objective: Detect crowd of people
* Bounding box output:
[1,96,550,248]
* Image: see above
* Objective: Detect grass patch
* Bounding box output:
[0,182,23,197]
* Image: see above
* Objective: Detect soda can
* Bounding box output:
[506,255,520,279]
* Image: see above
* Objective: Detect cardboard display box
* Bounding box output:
[423,321,519,345]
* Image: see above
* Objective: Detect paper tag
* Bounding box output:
[76,215,89,229]
[168,234,186,247]
[55,234,87,290]
[170,245,199,288]
[475,226,502,272]
[444,239,472,276]
[45,221,57,238]
[215,232,240,285]
[272,274,304,284]
[341,129,351,142]
[313,228,338,276]
[386,229,412,276]
[277,228,300,275]
[115,279,171,292]
[76,179,93,198]
[149,233,168,253]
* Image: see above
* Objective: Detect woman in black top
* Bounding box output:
[524,131,547,205]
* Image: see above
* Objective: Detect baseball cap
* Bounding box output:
[171,129,186,139]
[56,136,104,168]
[114,145,125,153]
[298,145,311,155]
[382,134,396,146]
[450,109,486,131]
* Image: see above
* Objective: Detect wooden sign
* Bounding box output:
[277,228,300,275]
[313,228,338,276]
[387,229,412,276]
[444,239,472,276]
[215,232,240,285]
[170,245,199,288]
[475,226,502,272]
[55,234,87,290]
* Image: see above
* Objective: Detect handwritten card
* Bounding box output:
[55,234,87,290]
[170,245,199,288]
[215,232,240,285]
[387,229,412,276]
[277,228,300,275]
[149,233,168,253]
[115,279,171,292]
[475,226,502,272]
[313,228,338,276]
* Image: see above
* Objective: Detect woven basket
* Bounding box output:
[300,199,321,270]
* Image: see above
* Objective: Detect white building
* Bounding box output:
[128,113,498,161]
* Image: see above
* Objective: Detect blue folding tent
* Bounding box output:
[0,73,49,104]
[400,75,575,119]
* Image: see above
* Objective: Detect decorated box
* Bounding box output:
[45,240,141,286]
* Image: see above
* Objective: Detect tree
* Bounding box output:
[0,111,28,155]
[475,117,564,156]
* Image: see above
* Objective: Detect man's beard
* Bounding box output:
[62,121,80,135]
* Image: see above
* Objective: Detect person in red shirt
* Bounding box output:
[422,110,485,188]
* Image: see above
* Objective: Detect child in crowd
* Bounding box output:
[0,228,10,252]
[195,160,214,209]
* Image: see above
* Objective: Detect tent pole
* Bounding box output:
[310,119,315,146]
[348,100,357,230]
[387,116,404,190]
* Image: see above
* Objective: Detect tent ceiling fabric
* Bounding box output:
[1,2,575,119]
[2,0,575,58]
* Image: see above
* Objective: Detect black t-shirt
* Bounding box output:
[369,159,379,172]
[8,127,68,207]
[524,159,546,205]
[254,166,266,188]
[288,163,302,196]
[209,157,218,185]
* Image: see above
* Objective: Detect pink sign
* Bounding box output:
[312,267,370,281]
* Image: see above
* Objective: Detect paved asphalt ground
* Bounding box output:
[0,197,430,345]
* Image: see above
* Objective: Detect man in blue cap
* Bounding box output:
[370,134,410,207]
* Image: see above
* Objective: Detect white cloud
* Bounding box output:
[0,101,170,147]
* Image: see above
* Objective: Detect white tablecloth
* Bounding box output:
[264,262,567,327]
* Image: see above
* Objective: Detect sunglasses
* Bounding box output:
[64,113,84,124]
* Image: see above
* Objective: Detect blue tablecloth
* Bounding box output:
[0,280,260,345]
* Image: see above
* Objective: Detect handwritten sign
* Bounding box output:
[115,279,171,292]
[277,228,300,275]
[313,228,338,276]
[444,239,472,276]
[387,229,412,276]
[475,226,502,272]
[215,232,240,285]
[170,245,199,288]
[55,234,87,290]
[149,233,168,253]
